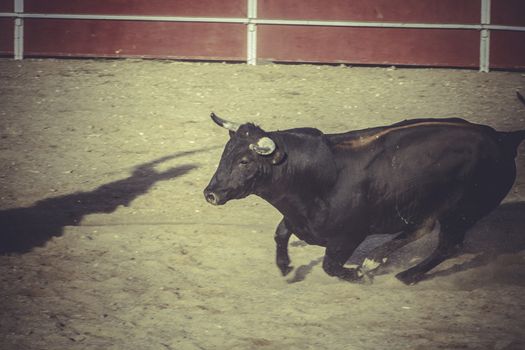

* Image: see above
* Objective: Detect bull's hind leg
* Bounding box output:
[395,214,474,285]
[362,219,436,274]
[322,236,369,283]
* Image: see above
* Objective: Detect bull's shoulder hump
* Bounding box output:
[328,118,485,150]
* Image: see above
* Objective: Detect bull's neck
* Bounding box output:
[256,182,325,229]
[257,181,320,215]
[254,133,337,225]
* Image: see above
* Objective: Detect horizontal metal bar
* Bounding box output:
[254,19,525,32]
[254,19,482,29]
[1,12,525,32]
[487,24,525,32]
[0,12,247,23]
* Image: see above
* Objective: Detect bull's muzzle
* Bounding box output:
[203,189,220,205]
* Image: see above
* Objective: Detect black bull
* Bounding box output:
[204,113,525,285]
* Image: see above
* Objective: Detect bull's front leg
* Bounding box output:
[274,219,293,276]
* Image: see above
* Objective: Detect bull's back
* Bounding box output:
[328,121,518,232]
[327,118,473,150]
[367,125,508,189]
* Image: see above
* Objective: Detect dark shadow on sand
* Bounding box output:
[287,257,323,284]
[423,201,525,281]
[0,150,205,254]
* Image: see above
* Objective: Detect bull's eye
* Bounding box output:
[239,158,250,166]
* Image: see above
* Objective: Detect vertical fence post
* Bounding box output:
[479,0,491,72]
[247,0,257,65]
[14,0,24,60]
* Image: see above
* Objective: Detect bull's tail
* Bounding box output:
[502,91,525,157]
[517,91,525,106]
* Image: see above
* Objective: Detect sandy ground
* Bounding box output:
[1,59,525,350]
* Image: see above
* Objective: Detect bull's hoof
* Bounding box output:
[339,267,373,284]
[278,264,293,276]
[395,270,422,285]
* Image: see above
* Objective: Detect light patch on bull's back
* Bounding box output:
[334,121,470,150]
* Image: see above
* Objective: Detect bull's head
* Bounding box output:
[204,113,285,205]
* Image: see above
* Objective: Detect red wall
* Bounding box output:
[491,0,525,26]
[0,19,14,56]
[257,0,481,67]
[20,0,247,60]
[258,0,480,24]
[0,0,14,56]
[24,19,246,60]
[490,31,525,70]
[489,0,525,69]
[258,26,480,67]
[0,1,13,12]
[24,0,246,17]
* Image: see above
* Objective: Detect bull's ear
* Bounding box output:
[210,112,240,133]
[249,137,276,155]
[250,136,286,165]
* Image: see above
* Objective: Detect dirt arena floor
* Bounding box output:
[1,58,525,350]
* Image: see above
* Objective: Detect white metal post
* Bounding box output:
[247,0,257,65]
[14,0,24,60]
[480,0,491,72]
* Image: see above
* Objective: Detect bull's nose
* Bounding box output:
[204,190,219,205]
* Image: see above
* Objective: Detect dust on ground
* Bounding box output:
[1,59,525,350]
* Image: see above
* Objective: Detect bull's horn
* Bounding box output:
[249,137,276,155]
[210,112,240,132]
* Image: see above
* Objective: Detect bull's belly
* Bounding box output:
[288,205,410,243]
[292,229,328,246]
[368,213,411,235]
[333,200,429,237]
